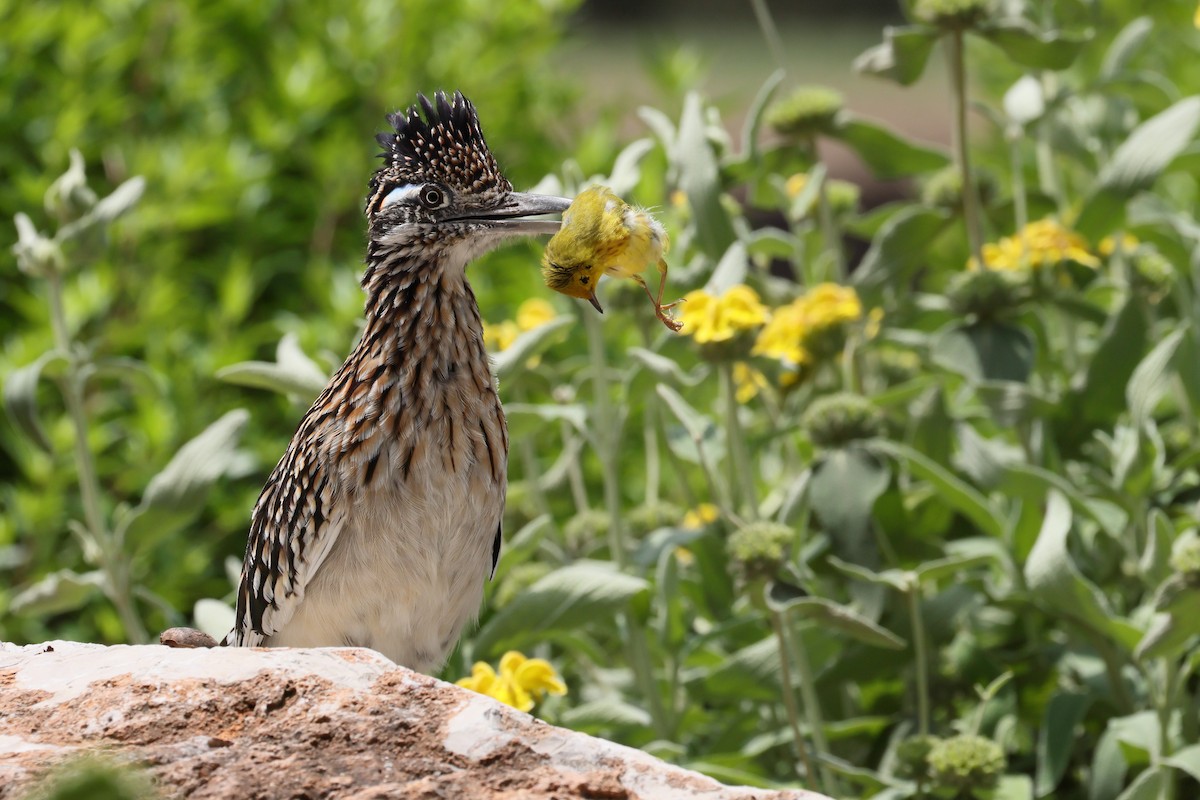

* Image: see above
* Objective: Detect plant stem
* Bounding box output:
[1035,73,1064,212]
[45,271,148,643]
[1009,132,1029,234]
[946,29,984,267]
[720,362,758,520]
[770,609,822,792]
[810,139,846,282]
[582,309,626,567]
[749,0,788,76]
[643,402,661,507]
[906,582,932,737]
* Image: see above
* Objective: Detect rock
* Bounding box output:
[0,641,831,800]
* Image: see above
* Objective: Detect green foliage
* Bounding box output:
[8,2,1200,800]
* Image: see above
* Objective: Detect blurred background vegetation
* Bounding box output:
[8,1,1200,798]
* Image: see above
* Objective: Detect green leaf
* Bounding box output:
[10,568,105,616]
[1139,509,1173,588]
[808,447,891,563]
[1127,326,1185,428]
[1036,692,1092,797]
[1114,767,1165,800]
[705,241,748,296]
[704,636,783,701]
[739,68,785,163]
[853,25,939,86]
[606,137,655,197]
[505,402,586,429]
[872,440,1003,538]
[1091,723,1128,800]
[1100,17,1154,80]
[559,699,653,731]
[472,561,649,654]
[491,317,571,379]
[1023,491,1141,652]
[141,409,250,513]
[677,91,736,258]
[217,332,328,398]
[1163,744,1200,784]
[932,321,1034,384]
[656,383,721,466]
[92,176,146,223]
[1078,97,1200,240]
[914,552,997,583]
[768,581,905,649]
[1080,297,1148,423]
[838,115,949,178]
[3,350,66,453]
[995,775,1034,800]
[1135,574,1200,660]
[1003,75,1045,126]
[979,19,1090,70]
[854,207,953,294]
[826,556,908,591]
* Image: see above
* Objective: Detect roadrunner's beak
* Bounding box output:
[452,192,572,237]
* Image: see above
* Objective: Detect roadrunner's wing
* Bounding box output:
[226,414,344,647]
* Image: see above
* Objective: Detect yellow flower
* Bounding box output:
[674,546,696,566]
[1098,233,1138,257]
[753,301,812,366]
[682,502,719,530]
[455,650,567,712]
[678,284,769,344]
[734,362,768,403]
[516,297,556,332]
[974,218,1098,271]
[483,320,519,352]
[1195,1,1200,28]
[798,282,863,330]
[785,173,809,199]
[670,189,689,209]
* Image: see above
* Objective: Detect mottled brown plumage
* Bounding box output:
[225,92,569,672]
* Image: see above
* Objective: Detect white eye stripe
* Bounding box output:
[381,184,423,208]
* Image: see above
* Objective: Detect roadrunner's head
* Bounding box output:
[365,91,569,279]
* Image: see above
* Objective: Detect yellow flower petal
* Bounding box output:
[516,298,557,332]
[483,320,519,352]
[678,285,769,344]
[682,503,719,529]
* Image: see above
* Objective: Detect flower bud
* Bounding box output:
[947,268,1026,319]
[927,734,1005,793]
[914,0,993,30]
[1169,531,1200,582]
[44,149,97,223]
[628,501,684,535]
[727,521,794,584]
[894,735,941,782]
[767,86,845,139]
[802,393,885,448]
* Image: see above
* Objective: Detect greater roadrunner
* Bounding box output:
[224,91,569,672]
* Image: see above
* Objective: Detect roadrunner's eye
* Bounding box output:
[419,185,447,209]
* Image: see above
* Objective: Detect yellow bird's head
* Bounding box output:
[541,186,620,313]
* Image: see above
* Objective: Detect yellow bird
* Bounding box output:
[542,185,681,332]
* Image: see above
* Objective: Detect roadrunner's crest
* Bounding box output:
[366,91,511,219]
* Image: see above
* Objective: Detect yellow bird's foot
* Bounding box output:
[655,303,683,332]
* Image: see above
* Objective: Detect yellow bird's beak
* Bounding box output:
[587,290,604,314]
